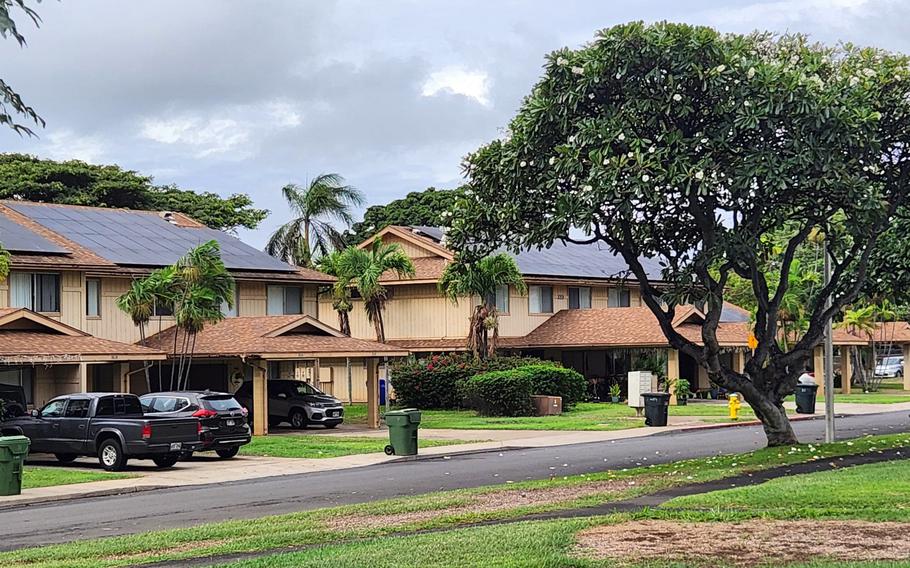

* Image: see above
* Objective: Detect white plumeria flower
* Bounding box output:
[568,135,576,143]
[520,161,527,167]
[862,68,876,77]
[556,56,568,66]
[588,93,595,99]
[549,156,556,165]
[700,137,708,144]
[602,158,610,165]
[694,171,705,180]
[715,64,726,73]
[583,184,593,191]
[672,93,682,101]
[850,76,860,86]
[617,133,626,141]
[744,100,751,107]
[642,174,650,182]
[648,146,656,154]
[747,67,756,78]
[571,66,585,75]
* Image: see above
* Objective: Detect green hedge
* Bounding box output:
[460,369,536,417]
[520,365,587,409]
[390,353,549,409]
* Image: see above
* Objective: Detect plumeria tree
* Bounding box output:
[438,254,527,359]
[1,1,44,135]
[446,23,910,446]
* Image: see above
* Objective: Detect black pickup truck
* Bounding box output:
[1,393,202,471]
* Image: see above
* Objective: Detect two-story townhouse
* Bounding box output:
[0,201,405,434]
[325,225,865,400]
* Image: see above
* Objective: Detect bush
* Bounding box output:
[460,369,535,417]
[521,365,587,408]
[390,353,548,409]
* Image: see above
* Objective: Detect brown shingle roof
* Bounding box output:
[381,256,448,283]
[871,322,910,344]
[144,315,409,358]
[0,332,166,361]
[387,338,468,352]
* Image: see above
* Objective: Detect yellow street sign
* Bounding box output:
[747,332,758,352]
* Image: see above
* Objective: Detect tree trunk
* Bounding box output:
[746,391,798,446]
[338,310,351,336]
[466,305,485,359]
[138,324,151,393]
[368,301,386,343]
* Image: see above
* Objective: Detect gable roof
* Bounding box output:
[359,225,454,260]
[143,315,409,358]
[0,308,165,363]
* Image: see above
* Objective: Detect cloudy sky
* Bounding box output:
[1,0,908,248]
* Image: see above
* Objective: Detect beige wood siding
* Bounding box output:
[238,281,267,316]
[0,277,7,308]
[58,271,84,329]
[382,234,438,258]
[321,283,471,340]
[84,277,176,343]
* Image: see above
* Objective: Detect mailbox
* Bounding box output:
[627,371,657,409]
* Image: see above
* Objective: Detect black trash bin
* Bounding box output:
[795,383,818,414]
[643,392,670,427]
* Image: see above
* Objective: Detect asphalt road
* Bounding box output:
[2,411,908,550]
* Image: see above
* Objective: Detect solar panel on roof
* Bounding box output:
[8,203,295,272]
[0,215,70,254]
[509,241,664,281]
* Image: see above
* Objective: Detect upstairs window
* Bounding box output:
[267,285,303,315]
[487,284,510,313]
[529,285,553,314]
[608,288,631,308]
[568,286,592,309]
[221,288,239,317]
[86,279,101,317]
[10,272,60,313]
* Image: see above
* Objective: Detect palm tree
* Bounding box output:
[266,173,365,267]
[439,254,527,359]
[316,251,353,335]
[172,240,235,389]
[837,304,876,392]
[116,278,157,391]
[334,239,414,342]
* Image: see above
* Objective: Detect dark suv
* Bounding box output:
[235,380,344,429]
[140,391,251,459]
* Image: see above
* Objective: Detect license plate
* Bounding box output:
[225,419,235,426]
[169,442,182,451]
[329,410,338,417]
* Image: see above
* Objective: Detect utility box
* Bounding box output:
[628,371,657,411]
[531,395,562,416]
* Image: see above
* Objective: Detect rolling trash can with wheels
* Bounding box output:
[795,383,819,414]
[384,408,421,456]
[0,435,30,496]
[643,392,670,427]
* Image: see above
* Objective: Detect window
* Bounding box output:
[0,367,34,405]
[41,399,67,418]
[608,288,631,308]
[86,279,101,317]
[95,396,142,416]
[153,301,174,317]
[486,284,509,313]
[221,288,239,317]
[529,285,553,314]
[64,399,91,418]
[568,287,592,309]
[267,285,303,315]
[10,272,60,312]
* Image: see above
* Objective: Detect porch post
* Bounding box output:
[841,347,852,395]
[366,357,380,429]
[118,362,130,393]
[252,363,268,436]
[903,344,910,391]
[78,362,89,392]
[667,349,679,405]
[813,345,825,398]
[733,350,746,374]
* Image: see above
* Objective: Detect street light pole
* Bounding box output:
[823,239,836,443]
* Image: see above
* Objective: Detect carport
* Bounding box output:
[143,314,409,435]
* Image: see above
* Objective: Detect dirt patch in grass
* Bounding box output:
[574,520,910,566]
[326,480,638,531]
[106,539,229,562]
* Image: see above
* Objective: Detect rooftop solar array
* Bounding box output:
[7,203,296,272]
[0,215,70,254]
[511,241,664,281]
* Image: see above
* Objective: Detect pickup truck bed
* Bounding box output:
[2,393,202,471]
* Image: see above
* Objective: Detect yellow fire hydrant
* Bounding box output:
[728,393,742,420]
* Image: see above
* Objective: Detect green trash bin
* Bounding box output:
[384,408,421,456]
[0,435,30,496]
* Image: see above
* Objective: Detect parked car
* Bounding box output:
[1,393,203,471]
[235,379,344,429]
[0,383,27,419]
[874,356,904,378]
[140,391,251,459]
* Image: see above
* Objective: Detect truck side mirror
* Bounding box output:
[29,409,40,418]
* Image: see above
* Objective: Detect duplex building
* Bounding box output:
[328,225,863,399]
[0,201,403,434]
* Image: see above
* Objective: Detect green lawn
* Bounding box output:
[22,466,131,490]
[241,435,470,459]
[824,392,910,403]
[4,432,909,568]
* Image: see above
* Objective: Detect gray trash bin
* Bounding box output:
[795,384,818,414]
[643,392,670,427]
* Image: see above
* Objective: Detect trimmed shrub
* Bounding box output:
[521,365,587,408]
[460,369,535,417]
[390,353,548,409]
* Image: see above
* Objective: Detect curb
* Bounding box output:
[661,413,824,434]
[0,484,169,511]
[391,445,531,462]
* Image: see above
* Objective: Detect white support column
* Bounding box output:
[814,345,825,398]
[366,358,380,429]
[841,347,852,395]
[118,362,130,393]
[78,362,89,392]
[252,363,268,436]
[667,349,680,405]
[903,344,910,391]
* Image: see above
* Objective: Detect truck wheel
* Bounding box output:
[98,439,127,471]
[55,453,77,464]
[289,410,308,429]
[152,454,180,468]
[215,447,239,459]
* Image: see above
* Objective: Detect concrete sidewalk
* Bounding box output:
[3,401,907,508]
